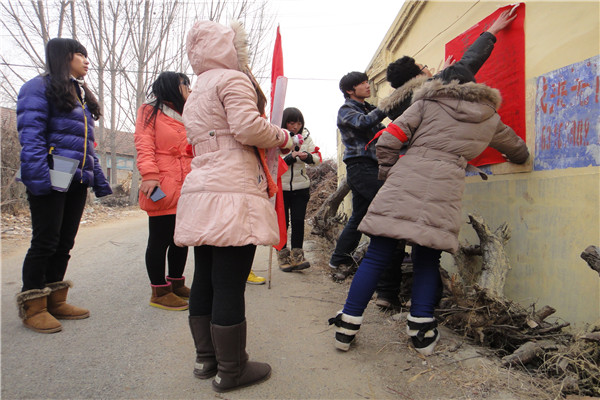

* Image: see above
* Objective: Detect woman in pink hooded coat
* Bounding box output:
[174,20,295,393]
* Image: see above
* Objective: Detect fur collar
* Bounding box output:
[144,101,184,123]
[379,75,429,113]
[412,79,502,109]
[230,21,249,72]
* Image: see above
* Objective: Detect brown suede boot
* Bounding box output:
[211,320,271,393]
[189,315,217,379]
[46,281,90,320]
[16,288,62,333]
[166,276,191,300]
[150,282,188,311]
[277,248,293,272]
[290,248,311,271]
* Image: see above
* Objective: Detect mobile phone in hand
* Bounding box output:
[150,186,166,202]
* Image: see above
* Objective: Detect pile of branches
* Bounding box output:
[438,214,599,397]
[306,160,349,243]
[306,159,338,219]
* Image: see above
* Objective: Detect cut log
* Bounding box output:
[501,340,557,367]
[580,332,600,342]
[580,245,600,276]
[534,305,556,322]
[502,341,544,366]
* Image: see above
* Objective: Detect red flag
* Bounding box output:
[270,25,287,251]
[270,25,284,116]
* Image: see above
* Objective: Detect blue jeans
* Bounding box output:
[343,236,442,318]
[329,159,383,267]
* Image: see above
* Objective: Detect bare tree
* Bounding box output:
[1,0,274,206]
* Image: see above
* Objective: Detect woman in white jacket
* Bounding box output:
[278,107,322,271]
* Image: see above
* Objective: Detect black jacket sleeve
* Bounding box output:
[439,32,497,83]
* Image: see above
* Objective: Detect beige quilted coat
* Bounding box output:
[174,21,288,247]
[358,79,529,253]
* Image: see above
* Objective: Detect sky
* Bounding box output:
[267,0,405,160]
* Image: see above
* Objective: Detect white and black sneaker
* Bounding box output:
[328,310,363,351]
[406,314,440,356]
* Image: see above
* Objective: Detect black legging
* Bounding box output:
[188,244,256,326]
[145,215,188,285]
[282,188,310,249]
[21,181,88,291]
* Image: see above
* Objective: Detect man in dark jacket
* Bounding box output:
[329,72,401,289]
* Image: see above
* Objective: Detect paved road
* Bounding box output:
[1,212,550,399]
[1,212,400,399]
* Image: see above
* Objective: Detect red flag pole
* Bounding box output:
[268,25,286,289]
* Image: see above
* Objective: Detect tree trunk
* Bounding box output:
[310,178,350,243]
[453,214,512,300]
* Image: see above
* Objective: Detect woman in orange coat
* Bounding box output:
[134,71,193,311]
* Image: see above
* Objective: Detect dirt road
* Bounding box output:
[1,211,554,399]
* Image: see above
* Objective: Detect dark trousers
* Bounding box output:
[343,236,442,318]
[21,182,88,291]
[375,241,406,300]
[188,244,256,326]
[145,215,188,285]
[329,160,383,267]
[282,188,310,249]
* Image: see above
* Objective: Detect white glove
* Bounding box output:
[292,134,304,148]
[280,129,295,150]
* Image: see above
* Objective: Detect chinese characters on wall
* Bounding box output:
[535,55,599,170]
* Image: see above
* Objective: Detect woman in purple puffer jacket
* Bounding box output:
[15,38,112,334]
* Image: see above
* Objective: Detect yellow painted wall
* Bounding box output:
[358,0,600,326]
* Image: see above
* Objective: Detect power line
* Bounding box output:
[0,62,338,82]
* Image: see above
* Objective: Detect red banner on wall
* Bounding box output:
[445,3,526,167]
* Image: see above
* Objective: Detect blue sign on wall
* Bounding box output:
[534,55,599,170]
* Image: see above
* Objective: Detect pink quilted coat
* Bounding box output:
[174,21,289,247]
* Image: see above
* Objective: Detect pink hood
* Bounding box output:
[186,20,248,76]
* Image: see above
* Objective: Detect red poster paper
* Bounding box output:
[445,3,526,167]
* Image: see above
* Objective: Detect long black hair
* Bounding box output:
[44,38,101,120]
[281,107,305,135]
[144,71,190,127]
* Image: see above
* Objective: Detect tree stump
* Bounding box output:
[452,214,512,300]
[310,178,350,243]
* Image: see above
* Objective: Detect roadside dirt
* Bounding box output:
[1,206,561,399]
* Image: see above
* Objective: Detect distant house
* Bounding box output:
[97,129,135,183]
[335,1,599,326]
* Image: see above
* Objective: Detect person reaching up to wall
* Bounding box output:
[330,10,526,356]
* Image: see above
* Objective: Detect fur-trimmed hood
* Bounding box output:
[186,20,249,76]
[413,79,502,108]
[412,79,502,123]
[379,75,429,114]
